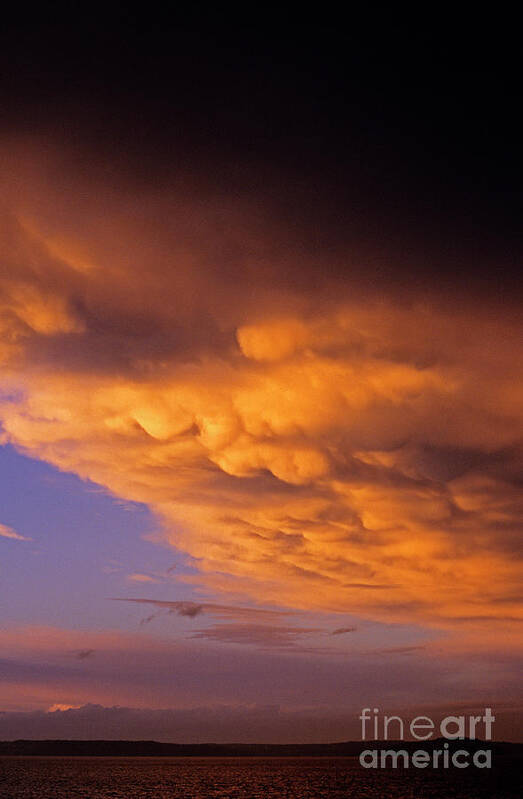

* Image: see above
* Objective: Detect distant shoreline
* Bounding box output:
[0,739,521,758]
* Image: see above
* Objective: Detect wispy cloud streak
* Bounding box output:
[0,523,31,541]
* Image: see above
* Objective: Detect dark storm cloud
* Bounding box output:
[1,22,521,304]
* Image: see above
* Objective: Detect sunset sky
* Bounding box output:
[0,22,521,742]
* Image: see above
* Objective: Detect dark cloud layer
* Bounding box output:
[1,23,522,302]
[0,701,521,744]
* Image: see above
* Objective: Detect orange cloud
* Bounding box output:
[127,573,159,583]
[0,139,521,644]
[0,523,31,541]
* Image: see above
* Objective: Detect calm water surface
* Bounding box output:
[0,756,520,798]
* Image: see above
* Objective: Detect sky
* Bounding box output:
[0,22,522,741]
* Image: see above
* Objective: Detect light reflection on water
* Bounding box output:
[0,756,519,798]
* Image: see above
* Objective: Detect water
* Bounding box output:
[0,756,520,798]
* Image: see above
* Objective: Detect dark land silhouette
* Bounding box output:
[0,738,520,758]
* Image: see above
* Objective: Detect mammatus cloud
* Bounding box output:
[0,140,522,642]
[0,523,31,541]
